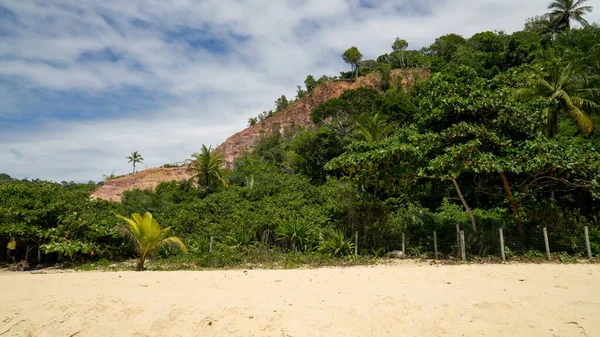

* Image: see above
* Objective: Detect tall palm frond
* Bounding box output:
[515,58,597,137]
[115,212,187,271]
[354,113,396,142]
[186,145,229,190]
[547,0,593,30]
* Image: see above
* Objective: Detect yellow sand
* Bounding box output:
[1,262,598,337]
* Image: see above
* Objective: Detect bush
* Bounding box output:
[319,229,355,257]
[276,217,319,252]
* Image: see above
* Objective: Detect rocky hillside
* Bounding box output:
[91,68,430,201]
[215,68,430,168]
[90,167,193,202]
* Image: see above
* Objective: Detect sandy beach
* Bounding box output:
[1,262,598,337]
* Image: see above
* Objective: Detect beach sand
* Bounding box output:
[1,262,598,337]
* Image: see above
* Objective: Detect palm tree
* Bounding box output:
[547,0,593,30]
[187,145,228,190]
[354,113,395,142]
[515,50,598,137]
[126,151,144,174]
[115,212,188,271]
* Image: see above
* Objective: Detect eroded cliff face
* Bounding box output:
[214,68,430,168]
[91,68,430,201]
[90,167,193,202]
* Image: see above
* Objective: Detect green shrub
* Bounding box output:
[224,227,254,247]
[319,229,355,257]
[276,217,318,252]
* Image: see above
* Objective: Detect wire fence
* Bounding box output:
[377,225,595,261]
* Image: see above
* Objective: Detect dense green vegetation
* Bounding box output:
[2,2,599,269]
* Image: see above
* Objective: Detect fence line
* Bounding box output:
[393,226,597,261]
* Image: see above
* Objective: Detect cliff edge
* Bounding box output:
[91,68,430,201]
[215,68,430,167]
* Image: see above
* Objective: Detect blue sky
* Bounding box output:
[1,0,598,182]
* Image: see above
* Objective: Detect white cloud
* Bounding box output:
[0,0,598,182]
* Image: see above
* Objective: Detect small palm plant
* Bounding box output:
[318,229,355,257]
[276,217,317,252]
[114,212,188,271]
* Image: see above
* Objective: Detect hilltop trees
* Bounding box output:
[391,38,409,68]
[275,95,290,112]
[429,34,467,61]
[342,46,363,78]
[126,151,144,174]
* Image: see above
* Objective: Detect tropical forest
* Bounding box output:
[2,0,600,270]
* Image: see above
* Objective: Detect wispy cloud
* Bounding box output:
[0,0,598,182]
[8,148,22,161]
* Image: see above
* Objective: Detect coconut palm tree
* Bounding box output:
[547,0,593,30]
[126,151,144,174]
[187,145,228,190]
[115,212,187,271]
[515,50,598,137]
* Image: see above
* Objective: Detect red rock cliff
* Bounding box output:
[214,68,430,167]
[91,68,430,201]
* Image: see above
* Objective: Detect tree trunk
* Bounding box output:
[24,245,30,262]
[137,257,145,271]
[451,178,477,233]
[548,108,558,138]
[133,162,136,174]
[37,245,42,266]
[499,171,525,236]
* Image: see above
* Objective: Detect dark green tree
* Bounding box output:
[275,95,290,112]
[342,46,363,78]
[304,75,317,93]
[311,88,379,140]
[429,34,467,61]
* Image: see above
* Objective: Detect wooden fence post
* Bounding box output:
[433,231,438,260]
[455,223,461,258]
[354,231,359,256]
[499,228,506,263]
[402,232,406,258]
[460,231,466,262]
[209,236,213,252]
[585,226,592,260]
[543,228,551,261]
